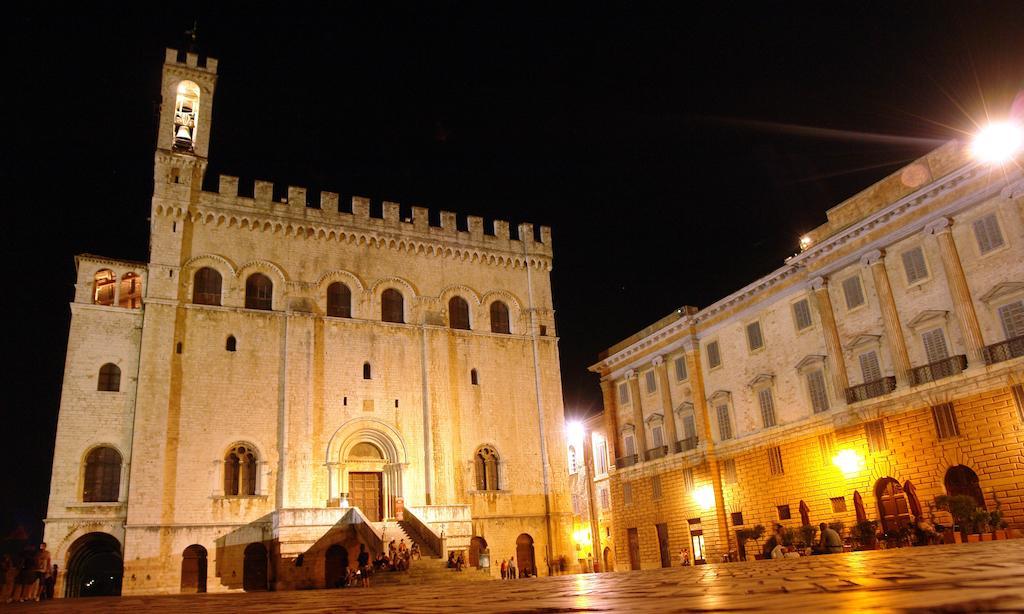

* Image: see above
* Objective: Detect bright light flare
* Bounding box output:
[832,449,863,476]
[566,420,585,442]
[693,485,715,509]
[799,235,813,251]
[971,121,1023,163]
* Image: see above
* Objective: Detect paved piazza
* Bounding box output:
[9,540,1024,613]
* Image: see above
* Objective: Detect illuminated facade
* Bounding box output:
[44,48,573,596]
[590,139,1024,569]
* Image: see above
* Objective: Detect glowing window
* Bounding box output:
[173,81,201,151]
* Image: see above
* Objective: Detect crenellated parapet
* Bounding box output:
[153,174,554,270]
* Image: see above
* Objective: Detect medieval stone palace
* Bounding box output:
[45,48,572,596]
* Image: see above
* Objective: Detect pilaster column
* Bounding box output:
[683,335,731,558]
[652,356,678,450]
[809,277,850,398]
[598,379,620,461]
[626,370,647,456]
[861,249,912,385]
[925,217,986,362]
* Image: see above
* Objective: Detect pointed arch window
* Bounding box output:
[382,288,404,323]
[245,273,273,310]
[83,446,122,502]
[475,447,500,491]
[98,363,121,392]
[449,296,471,330]
[193,267,222,306]
[327,282,352,318]
[224,444,258,496]
[490,301,510,334]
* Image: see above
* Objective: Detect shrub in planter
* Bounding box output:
[797,525,818,550]
[852,520,879,550]
[935,494,980,541]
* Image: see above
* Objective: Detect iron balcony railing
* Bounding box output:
[615,454,639,469]
[983,335,1024,365]
[845,376,897,404]
[645,445,669,461]
[910,354,968,386]
[674,436,699,453]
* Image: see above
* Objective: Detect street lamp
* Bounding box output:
[971,121,1023,163]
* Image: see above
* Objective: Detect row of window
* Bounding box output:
[92,270,143,309]
[192,267,515,332]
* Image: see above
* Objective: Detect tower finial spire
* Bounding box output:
[184,20,199,53]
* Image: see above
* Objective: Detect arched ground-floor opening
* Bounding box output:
[243,543,269,592]
[65,532,123,598]
[603,546,614,572]
[180,544,207,593]
[945,465,986,509]
[515,534,535,577]
[469,536,488,568]
[325,544,348,588]
[875,477,912,533]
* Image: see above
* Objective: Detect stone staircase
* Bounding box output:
[368,521,492,586]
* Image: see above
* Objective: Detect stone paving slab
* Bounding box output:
[4,540,1024,612]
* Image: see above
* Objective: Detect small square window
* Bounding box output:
[793,299,813,330]
[777,505,791,520]
[746,321,764,351]
[842,276,865,310]
[706,341,722,369]
[830,496,847,513]
[731,512,744,526]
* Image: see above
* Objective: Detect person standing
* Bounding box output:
[508,557,517,579]
[357,544,371,588]
[500,558,508,579]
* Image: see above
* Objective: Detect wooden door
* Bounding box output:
[656,523,671,568]
[876,478,910,533]
[627,528,641,570]
[350,472,383,521]
[515,534,535,576]
[180,545,207,593]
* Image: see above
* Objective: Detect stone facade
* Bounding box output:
[590,139,1024,570]
[45,48,572,597]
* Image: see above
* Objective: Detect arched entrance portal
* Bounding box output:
[243,543,268,592]
[65,532,123,597]
[944,465,986,509]
[875,477,911,532]
[515,534,535,577]
[603,546,614,572]
[325,545,348,588]
[469,536,488,568]
[180,544,207,593]
[326,420,408,519]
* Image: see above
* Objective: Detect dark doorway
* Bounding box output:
[515,533,535,576]
[944,465,986,509]
[469,536,488,568]
[349,472,383,521]
[64,532,123,597]
[627,528,640,570]
[325,544,348,588]
[603,546,614,572]
[243,543,268,592]
[656,523,671,568]
[875,477,911,533]
[180,544,207,593]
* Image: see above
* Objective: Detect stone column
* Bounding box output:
[925,217,986,362]
[809,277,850,398]
[653,356,678,451]
[598,379,620,461]
[862,249,912,385]
[626,370,647,458]
[683,334,732,558]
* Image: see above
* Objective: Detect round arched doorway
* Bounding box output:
[875,477,911,532]
[325,544,348,588]
[944,465,986,509]
[65,532,123,597]
[180,544,207,593]
[603,546,614,572]
[468,536,488,568]
[515,534,535,577]
[243,543,268,592]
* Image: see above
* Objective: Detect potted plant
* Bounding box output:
[738,524,766,560]
[970,509,991,542]
[935,494,977,543]
[852,520,878,550]
[991,495,1008,540]
[797,525,818,554]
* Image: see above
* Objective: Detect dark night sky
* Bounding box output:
[4,4,1024,541]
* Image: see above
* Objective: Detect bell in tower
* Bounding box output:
[172,80,201,151]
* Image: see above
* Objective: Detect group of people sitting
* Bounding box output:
[760,523,845,560]
[1,543,53,603]
[374,539,419,573]
[446,550,467,571]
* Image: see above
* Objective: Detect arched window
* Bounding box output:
[327,282,352,318]
[224,444,258,496]
[475,447,500,491]
[83,446,122,502]
[944,465,986,509]
[192,267,223,306]
[449,296,470,330]
[382,288,404,323]
[173,80,201,151]
[98,363,121,392]
[226,335,237,352]
[245,273,273,311]
[94,270,116,306]
[471,368,479,385]
[363,362,372,380]
[490,301,510,334]
[118,273,143,308]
